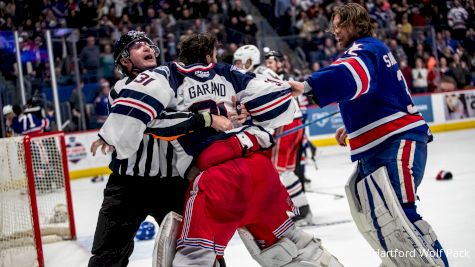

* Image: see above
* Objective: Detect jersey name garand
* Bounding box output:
[306,37,431,161]
[150,62,296,177]
[100,61,296,178]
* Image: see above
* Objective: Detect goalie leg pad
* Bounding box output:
[153,211,182,267]
[345,166,393,266]
[238,227,298,267]
[355,166,445,267]
[238,227,342,267]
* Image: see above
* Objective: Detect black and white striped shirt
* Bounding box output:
[104,78,211,178]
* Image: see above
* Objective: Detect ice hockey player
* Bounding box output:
[145,33,342,267]
[289,3,448,267]
[88,31,233,267]
[233,44,280,79]
[234,45,315,226]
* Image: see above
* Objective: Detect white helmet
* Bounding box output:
[233,45,261,71]
[3,105,13,116]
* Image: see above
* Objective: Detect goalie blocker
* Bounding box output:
[345,166,445,267]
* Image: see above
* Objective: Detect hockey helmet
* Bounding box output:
[264,50,284,62]
[234,45,261,69]
[3,105,13,116]
[113,31,160,67]
[135,220,156,240]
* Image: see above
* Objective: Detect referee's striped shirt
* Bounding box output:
[110,136,176,178]
[106,86,211,178]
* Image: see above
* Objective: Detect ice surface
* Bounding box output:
[43,129,475,266]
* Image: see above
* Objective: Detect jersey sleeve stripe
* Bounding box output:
[246,89,292,113]
[348,114,424,150]
[348,112,406,138]
[109,105,152,124]
[118,88,164,115]
[112,98,157,120]
[334,57,370,99]
[251,99,292,122]
[249,93,292,115]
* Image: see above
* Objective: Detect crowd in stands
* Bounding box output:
[260,0,474,92]
[1,0,474,131]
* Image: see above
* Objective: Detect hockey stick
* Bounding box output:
[275,111,340,139]
[306,190,345,199]
[300,219,352,228]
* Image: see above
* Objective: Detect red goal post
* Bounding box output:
[0,132,76,267]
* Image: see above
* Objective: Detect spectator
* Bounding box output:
[314,5,329,32]
[118,13,132,29]
[398,13,412,45]
[439,56,450,77]
[410,8,426,27]
[221,42,238,64]
[78,0,97,28]
[274,0,291,35]
[121,0,144,24]
[438,76,458,92]
[296,10,316,38]
[412,57,428,93]
[145,6,156,24]
[69,81,89,131]
[449,53,470,88]
[2,104,15,137]
[158,9,177,32]
[225,16,243,44]
[79,36,101,79]
[94,79,110,126]
[447,0,469,41]
[207,3,222,23]
[242,15,258,44]
[100,44,114,80]
[464,27,475,56]
[400,59,412,91]
[228,0,247,23]
[159,33,176,62]
[97,15,116,38]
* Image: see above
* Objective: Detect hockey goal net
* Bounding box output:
[0,132,76,267]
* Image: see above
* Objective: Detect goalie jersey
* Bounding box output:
[305,37,431,161]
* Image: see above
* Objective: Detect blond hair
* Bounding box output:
[330,3,373,38]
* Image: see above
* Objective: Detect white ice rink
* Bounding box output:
[44,129,475,267]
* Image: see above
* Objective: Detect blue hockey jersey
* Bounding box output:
[306,37,431,161]
[11,112,50,135]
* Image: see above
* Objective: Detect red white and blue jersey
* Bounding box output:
[151,62,295,177]
[306,37,431,161]
[100,61,296,177]
[11,113,50,135]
